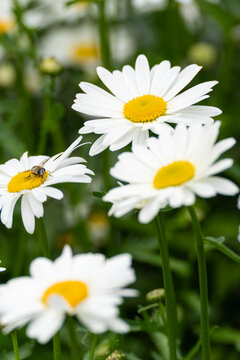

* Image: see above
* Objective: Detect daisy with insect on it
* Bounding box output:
[103,121,238,223]
[0,136,94,234]
[0,245,137,344]
[72,54,221,155]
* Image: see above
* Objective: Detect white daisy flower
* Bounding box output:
[23,0,90,29]
[103,122,239,224]
[0,0,16,35]
[39,24,100,70]
[72,54,221,156]
[0,245,137,343]
[0,136,93,234]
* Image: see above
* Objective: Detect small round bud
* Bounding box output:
[106,350,127,360]
[188,42,217,68]
[39,57,62,76]
[0,63,15,88]
[146,288,165,303]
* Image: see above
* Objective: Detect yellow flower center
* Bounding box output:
[123,95,167,123]
[71,44,98,64]
[8,170,49,193]
[153,161,195,189]
[0,19,15,34]
[42,280,88,308]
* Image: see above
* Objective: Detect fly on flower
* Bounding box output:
[0,246,137,344]
[72,54,221,155]
[0,136,94,234]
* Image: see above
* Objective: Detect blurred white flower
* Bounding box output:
[132,0,167,13]
[111,27,136,63]
[23,0,90,28]
[39,25,100,70]
[0,0,16,35]
[73,54,221,156]
[103,122,238,223]
[0,136,93,234]
[0,245,137,343]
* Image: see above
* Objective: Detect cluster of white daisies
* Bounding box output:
[0,54,238,344]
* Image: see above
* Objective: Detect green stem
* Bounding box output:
[36,220,62,358]
[155,214,177,360]
[11,331,20,360]
[98,0,111,191]
[89,334,98,360]
[36,218,51,259]
[53,333,61,360]
[188,206,210,360]
[67,317,80,360]
[98,0,111,69]
[38,77,55,154]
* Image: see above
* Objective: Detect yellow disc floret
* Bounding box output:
[8,170,48,193]
[71,44,98,64]
[42,280,88,307]
[153,161,195,189]
[123,95,167,123]
[0,19,15,34]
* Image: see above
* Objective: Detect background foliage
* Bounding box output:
[0,0,239,359]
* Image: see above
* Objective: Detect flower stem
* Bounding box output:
[67,317,79,360]
[11,331,20,360]
[155,214,177,360]
[89,334,97,360]
[36,218,51,259]
[188,206,210,360]
[53,332,61,360]
[98,0,112,191]
[98,0,111,69]
[36,219,62,358]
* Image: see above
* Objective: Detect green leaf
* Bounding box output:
[204,237,240,264]
[128,318,165,334]
[91,191,106,198]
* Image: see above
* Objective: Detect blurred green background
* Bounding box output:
[0,0,239,359]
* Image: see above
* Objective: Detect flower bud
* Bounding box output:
[146,288,165,303]
[188,42,217,68]
[106,350,127,360]
[0,63,15,88]
[39,57,62,76]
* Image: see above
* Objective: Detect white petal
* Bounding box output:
[21,195,35,234]
[135,54,150,95]
[164,64,202,101]
[42,187,63,200]
[26,310,65,344]
[27,193,44,218]
[89,134,109,156]
[206,177,239,196]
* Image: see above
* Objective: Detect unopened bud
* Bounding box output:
[188,42,217,68]
[146,288,165,303]
[39,57,62,76]
[0,63,15,88]
[106,350,127,360]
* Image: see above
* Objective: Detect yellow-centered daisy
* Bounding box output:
[72,54,221,156]
[0,246,137,343]
[103,122,238,223]
[0,136,93,234]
